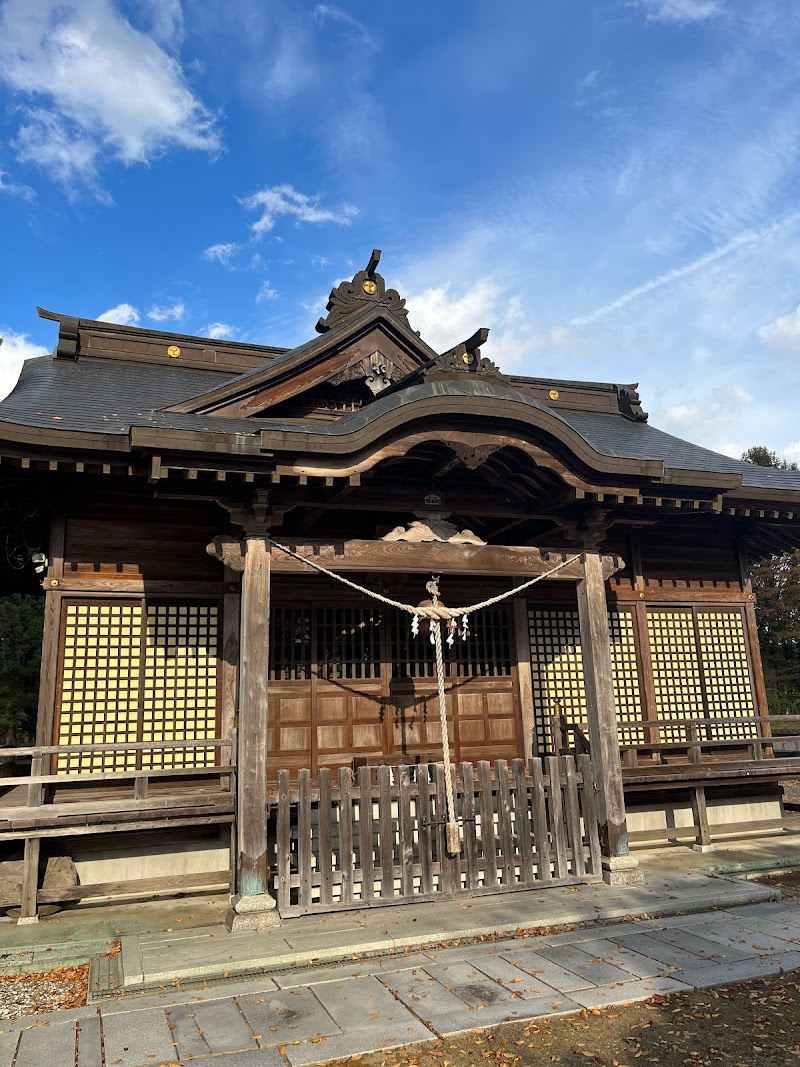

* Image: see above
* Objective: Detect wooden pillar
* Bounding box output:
[35,509,65,748]
[227,535,279,930]
[513,597,536,760]
[577,551,643,884]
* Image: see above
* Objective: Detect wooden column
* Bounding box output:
[35,509,65,748]
[227,535,279,929]
[577,551,643,884]
[513,597,536,760]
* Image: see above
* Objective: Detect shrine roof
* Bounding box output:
[1,352,800,493]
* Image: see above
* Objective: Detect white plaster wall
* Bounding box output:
[71,829,230,885]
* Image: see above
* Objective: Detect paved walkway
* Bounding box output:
[2,898,800,1067]
[119,853,781,987]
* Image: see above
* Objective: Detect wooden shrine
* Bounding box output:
[1,250,799,924]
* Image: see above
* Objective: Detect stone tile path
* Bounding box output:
[119,861,776,988]
[2,899,799,1067]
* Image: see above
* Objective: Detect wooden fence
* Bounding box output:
[272,754,601,916]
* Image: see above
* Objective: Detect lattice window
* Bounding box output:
[270,607,312,681]
[56,599,220,774]
[647,609,705,742]
[528,608,644,753]
[57,602,142,773]
[453,608,513,678]
[391,607,513,679]
[317,606,382,680]
[529,609,586,753]
[696,610,757,739]
[391,609,436,679]
[141,604,219,769]
[609,611,646,747]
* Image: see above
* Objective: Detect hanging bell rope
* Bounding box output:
[269,539,581,852]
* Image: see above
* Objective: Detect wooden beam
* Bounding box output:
[577,551,642,883]
[261,539,624,579]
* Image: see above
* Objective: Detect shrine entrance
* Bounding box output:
[267,587,522,780]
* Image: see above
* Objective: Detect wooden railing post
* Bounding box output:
[577,551,643,885]
[227,534,279,930]
[18,751,45,924]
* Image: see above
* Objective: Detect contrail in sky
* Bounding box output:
[569,212,800,327]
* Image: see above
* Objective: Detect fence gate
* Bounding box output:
[272,754,602,916]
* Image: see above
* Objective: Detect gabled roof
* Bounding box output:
[168,299,440,416]
[1,250,798,500]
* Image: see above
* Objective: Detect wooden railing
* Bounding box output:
[272,755,602,917]
[549,713,800,850]
[0,738,236,920]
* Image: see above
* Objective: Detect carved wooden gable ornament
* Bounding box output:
[315,249,410,334]
[168,249,508,419]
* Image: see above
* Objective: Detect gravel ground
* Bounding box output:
[323,972,800,1067]
[782,778,800,807]
[0,963,89,1021]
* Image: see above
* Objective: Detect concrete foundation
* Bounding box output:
[69,828,230,899]
[627,790,784,844]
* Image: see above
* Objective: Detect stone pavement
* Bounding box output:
[118,853,781,988]
[3,898,800,1067]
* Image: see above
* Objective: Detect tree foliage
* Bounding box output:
[0,594,43,739]
[742,447,800,712]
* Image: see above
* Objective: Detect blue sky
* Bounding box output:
[2,0,800,460]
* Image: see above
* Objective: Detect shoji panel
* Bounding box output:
[529,608,586,753]
[608,611,646,747]
[55,599,220,774]
[141,604,220,769]
[528,607,645,753]
[57,602,142,773]
[646,609,704,742]
[696,609,757,739]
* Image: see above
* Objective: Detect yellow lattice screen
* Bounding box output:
[56,599,219,774]
[528,608,644,753]
[142,604,219,769]
[58,603,142,773]
[647,609,704,743]
[696,610,757,739]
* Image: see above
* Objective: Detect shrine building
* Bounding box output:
[1,251,798,926]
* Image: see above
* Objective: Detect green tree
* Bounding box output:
[0,594,43,739]
[741,447,800,714]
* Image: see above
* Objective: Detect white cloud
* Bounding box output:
[405,278,580,368]
[148,301,185,322]
[635,0,725,23]
[313,4,375,49]
[240,183,358,239]
[135,0,184,47]
[0,167,36,201]
[97,302,140,326]
[0,329,50,402]
[783,441,800,463]
[204,322,238,340]
[758,304,800,356]
[203,242,240,266]
[0,0,219,196]
[660,384,754,437]
[570,212,800,327]
[256,281,278,302]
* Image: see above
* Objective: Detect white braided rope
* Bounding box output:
[268,539,581,854]
[268,540,581,619]
[431,617,460,853]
